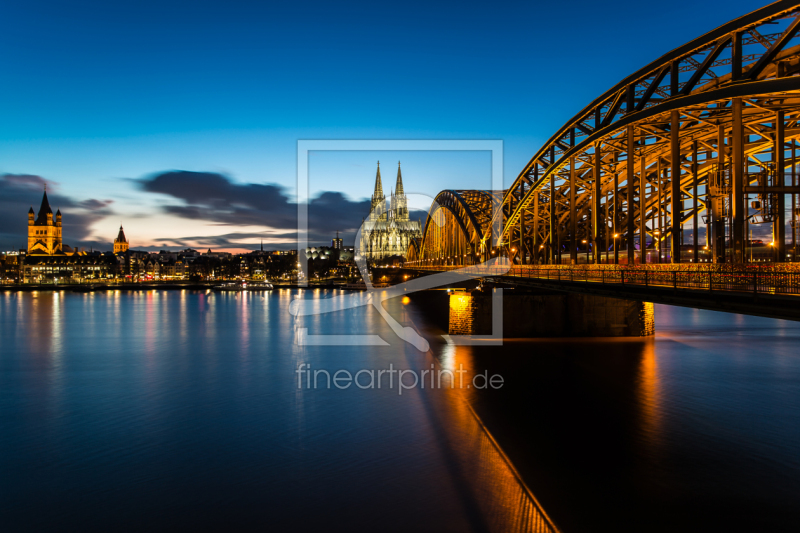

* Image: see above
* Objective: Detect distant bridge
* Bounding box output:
[405,1,800,321]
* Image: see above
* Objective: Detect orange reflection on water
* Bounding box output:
[431,342,559,532]
[26,291,55,357]
[636,339,662,450]
[437,343,476,390]
[432,364,560,532]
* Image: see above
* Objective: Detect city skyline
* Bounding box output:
[1,157,446,253]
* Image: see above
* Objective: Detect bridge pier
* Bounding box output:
[449,288,654,338]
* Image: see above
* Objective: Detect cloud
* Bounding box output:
[139,170,376,246]
[130,231,299,252]
[141,171,295,224]
[0,173,115,251]
[79,199,114,211]
[0,170,428,253]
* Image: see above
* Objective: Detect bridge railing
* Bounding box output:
[408,265,800,297]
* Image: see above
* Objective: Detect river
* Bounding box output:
[1,289,798,531]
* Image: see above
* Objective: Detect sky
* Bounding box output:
[0,0,768,251]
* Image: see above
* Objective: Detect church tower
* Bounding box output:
[370,161,386,221]
[27,187,62,255]
[390,161,409,221]
[114,225,129,253]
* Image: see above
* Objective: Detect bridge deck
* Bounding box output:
[409,266,800,322]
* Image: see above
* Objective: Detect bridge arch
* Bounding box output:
[406,238,422,262]
[407,190,500,266]
[490,1,800,266]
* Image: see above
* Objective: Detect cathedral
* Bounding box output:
[357,161,422,262]
[27,187,64,255]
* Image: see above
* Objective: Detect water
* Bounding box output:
[1,290,799,531]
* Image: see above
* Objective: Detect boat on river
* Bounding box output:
[72,284,99,293]
[212,281,273,291]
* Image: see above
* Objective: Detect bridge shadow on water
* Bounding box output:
[405,292,800,533]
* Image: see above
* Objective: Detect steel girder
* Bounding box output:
[498,0,800,265]
[415,190,499,263]
[406,238,422,261]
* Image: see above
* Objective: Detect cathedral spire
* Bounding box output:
[395,161,404,196]
[373,161,383,199]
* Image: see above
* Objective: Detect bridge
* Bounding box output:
[405,1,800,327]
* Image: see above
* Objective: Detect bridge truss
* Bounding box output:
[410,1,800,267]
[501,0,800,266]
[406,190,501,265]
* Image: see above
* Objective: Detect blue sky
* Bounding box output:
[0,0,767,251]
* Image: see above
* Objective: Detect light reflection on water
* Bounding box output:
[413,301,800,533]
[0,290,554,532]
[2,290,799,531]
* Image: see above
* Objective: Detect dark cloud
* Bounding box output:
[408,208,429,224]
[142,171,295,226]
[79,199,114,211]
[130,231,298,252]
[0,174,115,251]
[139,170,376,246]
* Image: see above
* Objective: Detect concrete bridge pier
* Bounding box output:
[448,288,654,337]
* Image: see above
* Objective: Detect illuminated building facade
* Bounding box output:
[114,226,129,253]
[332,231,343,250]
[27,188,63,255]
[358,162,421,262]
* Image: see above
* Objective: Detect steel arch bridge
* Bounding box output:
[406,189,502,266]
[409,0,800,268]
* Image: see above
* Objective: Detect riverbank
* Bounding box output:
[0,282,346,292]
